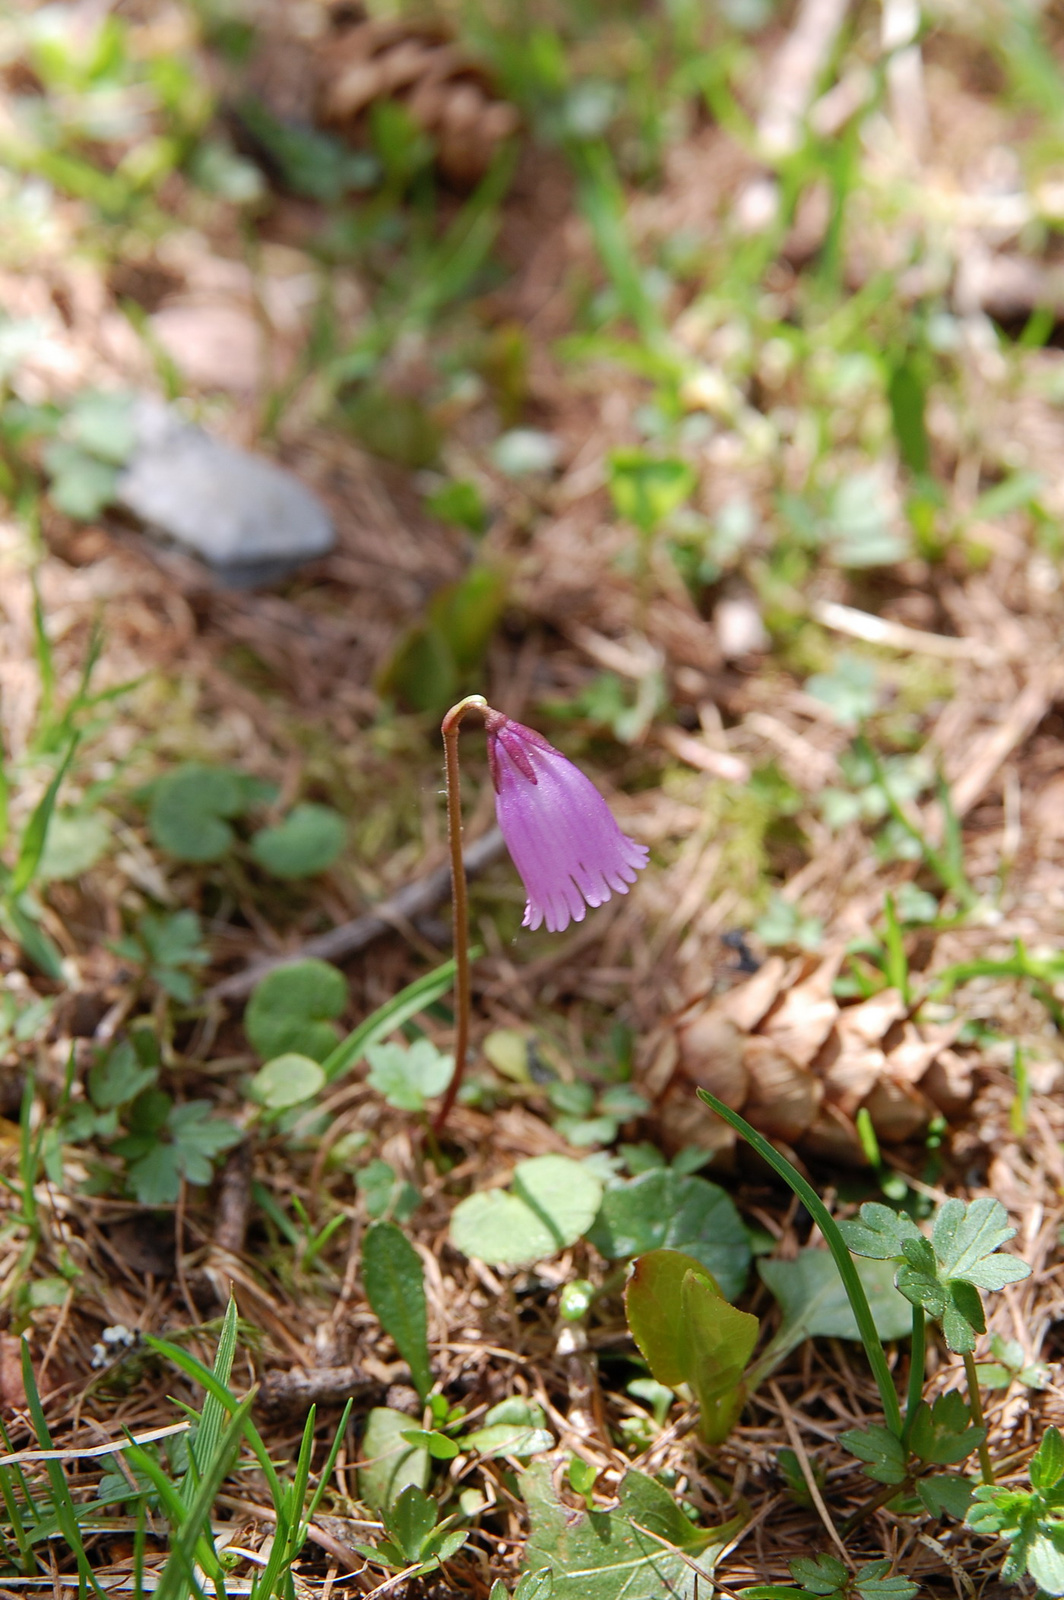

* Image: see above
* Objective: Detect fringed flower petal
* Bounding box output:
[486,712,649,933]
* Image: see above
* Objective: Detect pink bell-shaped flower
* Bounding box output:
[485,711,648,933]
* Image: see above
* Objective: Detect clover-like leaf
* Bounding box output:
[249,1053,325,1111]
[839,1424,907,1485]
[908,1392,986,1466]
[149,764,245,863]
[789,1554,847,1595]
[932,1197,1024,1284]
[367,1038,454,1112]
[839,1202,922,1261]
[450,1156,602,1266]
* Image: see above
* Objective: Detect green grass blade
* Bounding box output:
[695,1089,903,1436]
[19,1341,109,1600]
[29,571,56,737]
[0,718,9,853]
[181,1299,239,1505]
[143,1335,284,1507]
[304,1400,353,1526]
[320,959,457,1082]
[11,735,78,897]
[881,895,910,1005]
[252,1408,316,1600]
[0,1456,37,1574]
[158,1397,254,1600]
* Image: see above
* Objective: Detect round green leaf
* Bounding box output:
[37,809,111,880]
[250,1053,325,1110]
[450,1190,559,1266]
[450,1156,603,1267]
[245,958,347,1063]
[512,1156,603,1247]
[149,764,245,863]
[250,803,347,879]
[587,1170,751,1301]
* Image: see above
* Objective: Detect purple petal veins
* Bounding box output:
[486,712,649,933]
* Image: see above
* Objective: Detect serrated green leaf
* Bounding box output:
[790,1555,847,1594]
[941,1280,985,1353]
[908,1393,985,1465]
[854,1577,918,1600]
[894,1257,947,1319]
[839,1203,922,1261]
[839,1424,908,1485]
[89,1040,157,1110]
[367,1038,453,1112]
[916,1474,973,1518]
[932,1197,1008,1276]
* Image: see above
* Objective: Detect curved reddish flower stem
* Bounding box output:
[433,695,487,1137]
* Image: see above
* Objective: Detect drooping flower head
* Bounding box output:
[485,710,649,933]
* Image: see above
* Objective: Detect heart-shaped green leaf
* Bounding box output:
[149,764,245,863]
[250,802,347,878]
[245,959,347,1063]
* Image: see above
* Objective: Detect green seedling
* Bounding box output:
[967,1426,1064,1594]
[110,909,209,1003]
[740,1553,918,1600]
[840,1196,1031,1483]
[354,1483,467,1579]
[625,1248,759,1443]
[548,1077,649,1146]
[568,1457,597,1508]
[975,1332,1049,1393]
[367,1037,454,1113]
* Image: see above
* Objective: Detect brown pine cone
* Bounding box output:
[316,4,520,185]
[648,947,971,1167]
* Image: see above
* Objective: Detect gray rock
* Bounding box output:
[116,398,334,587]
